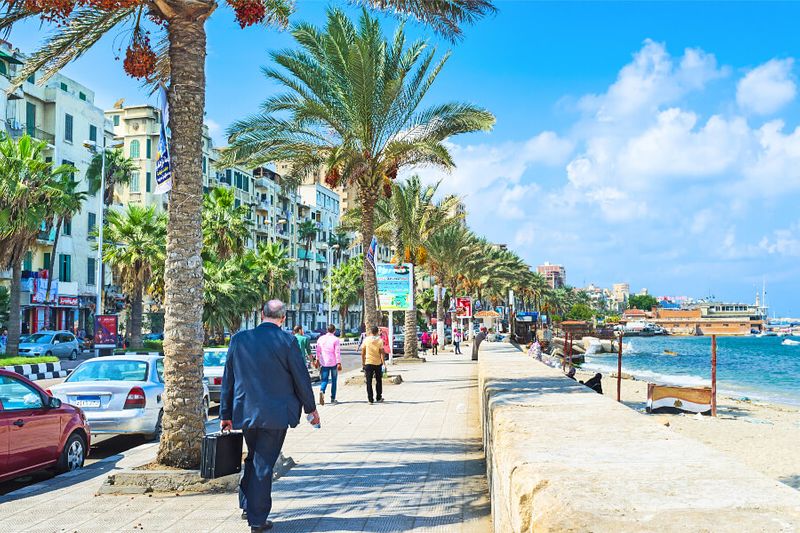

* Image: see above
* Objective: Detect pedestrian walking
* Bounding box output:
[471,326,487,361]
[453,328,463,354]
[315,324,342,405]
[431,331,439,355]
[220,300,319,533]
[420,330,430,355]
[361,325,386,404]
[293,325,313,366]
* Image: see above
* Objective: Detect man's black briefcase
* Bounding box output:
[200,431,243,479]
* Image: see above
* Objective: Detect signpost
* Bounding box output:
[376,263,414,363]
[455,297,472,341]
[711,335,717,417]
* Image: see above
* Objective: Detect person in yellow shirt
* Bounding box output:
[360,325,387,404]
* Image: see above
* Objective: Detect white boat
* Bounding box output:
[781,339,800,346]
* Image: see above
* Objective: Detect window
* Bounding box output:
[27,73,35,84]
[0,375,44,410]
[79,91,86,101]
[25,102,36,137]
[89,124,97,142]
[130,171,140,192]
[88,212,96,237]
[130,139,140,158]
[58,254,72,282]
[146,138,152,159]
[60,82,68,92]
[146,172,152,193]
[244,177,250,192]
[156,359,164,382]
[43,252,51,271]
[202,156,206,174]
[87,257,96,286]
[0,61,6,76]
[113,114,120,126]
[64,113,73,142]
[23,251,32,271]
[62,218,71,236]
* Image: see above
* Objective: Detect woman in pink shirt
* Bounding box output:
[315,324,342,405]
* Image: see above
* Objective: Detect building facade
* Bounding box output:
[1,40,114,335]
[537,262,566,289]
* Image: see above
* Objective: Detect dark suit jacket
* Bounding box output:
[220,322,316,430]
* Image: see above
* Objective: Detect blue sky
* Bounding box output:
[13,2,800,315]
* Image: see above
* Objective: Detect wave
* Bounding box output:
[581,361,709,388]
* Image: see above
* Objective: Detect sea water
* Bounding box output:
[582,336,800,406]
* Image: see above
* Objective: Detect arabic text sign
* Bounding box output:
[455,297,472,318]
[376,263,414,311]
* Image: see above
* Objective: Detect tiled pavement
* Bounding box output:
[0,354,490,532]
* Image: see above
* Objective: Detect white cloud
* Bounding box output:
[736,58,796,115]
[759,221,800,257]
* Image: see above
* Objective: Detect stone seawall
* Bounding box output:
[478,342,800,532]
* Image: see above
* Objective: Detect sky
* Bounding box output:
[11,1,800,315]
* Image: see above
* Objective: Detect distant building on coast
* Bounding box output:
[649,303,764,336]
[537,262,566,289]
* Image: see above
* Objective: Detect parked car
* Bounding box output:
[392,334,405,355]
[49,354,209,440]
[0,369,91,482]
[203,348,227,402]
[143,333,164,341]
[18,330,81,360]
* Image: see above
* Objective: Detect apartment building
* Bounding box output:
[537,262,566,289]
[0,40,114,334]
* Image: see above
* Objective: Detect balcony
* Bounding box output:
[37,227,56,243]
[6,120,55,144]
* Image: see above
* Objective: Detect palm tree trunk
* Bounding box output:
[359,187,379,328]
[44,221,62,331]
[6,261,22,356]
[156,6,213,469]
[130,280,143,350]
[403,263,419,358]
[436,278,446,350]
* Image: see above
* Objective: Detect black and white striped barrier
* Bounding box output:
[2,361,68,381]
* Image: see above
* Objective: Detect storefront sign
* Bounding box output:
[376,263,414,311]
[455,297,472,318]
[94,314,118,348]
[58,296,79,306]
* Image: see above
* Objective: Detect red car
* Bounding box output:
[0,369,91,482]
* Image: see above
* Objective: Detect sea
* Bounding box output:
[581,335,800,407]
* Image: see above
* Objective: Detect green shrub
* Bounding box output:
[0,355,59,367]
[142,340,164,352]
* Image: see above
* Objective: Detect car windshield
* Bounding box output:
[203,351,227,366]
[25,333,53,344]
[67,360,148,382]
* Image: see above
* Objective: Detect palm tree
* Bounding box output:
[2,0,494,469]
[85,148,136,206]
[327,254,364,328]
[297,219,318,326]
[328,227,351,266]
[202,187,252,260]
[101,205,167,350]
[253,241,295,304]
[0,134,74,356]
[224,9,495,329]
[44,175,88,329]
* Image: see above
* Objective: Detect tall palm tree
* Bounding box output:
[0,134,74,356]
[297,219,318,326]
[85,148,136,206]
[253,241,295,304]
[101,205,167,350]
[2,0,494,469]
[328,254,364,328]
[44,174,88,329]
[202,187,251,260]
[224,9,495,329]
[328,227,351,266]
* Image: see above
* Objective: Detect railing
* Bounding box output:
[6,120,55,144]
[37,227,56,243]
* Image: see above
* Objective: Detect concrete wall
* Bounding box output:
[478,343,800,532]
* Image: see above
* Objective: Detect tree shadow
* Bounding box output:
[779,474,800,490]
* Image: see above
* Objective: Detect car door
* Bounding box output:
[63,333,77,356]
[0,375,61,476]
[57,333,71,357]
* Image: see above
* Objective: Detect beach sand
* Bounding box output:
[572,366,800,491]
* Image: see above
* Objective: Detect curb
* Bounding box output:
[1,361,68,381]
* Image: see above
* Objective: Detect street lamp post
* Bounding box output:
[327,244,340,325]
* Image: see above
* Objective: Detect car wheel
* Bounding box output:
[45,351,53,357]
[146,410,163,441]
[56,432,86,473]
[69,350,78,361]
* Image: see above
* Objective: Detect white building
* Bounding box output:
[0,40,114,334]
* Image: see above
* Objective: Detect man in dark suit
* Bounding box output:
[221,299,320,532]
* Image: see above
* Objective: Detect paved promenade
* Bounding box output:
[0,353,490,532]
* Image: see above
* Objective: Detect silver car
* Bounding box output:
[19,330,81,360]
[49,355,209,439]
[203,348,227,403]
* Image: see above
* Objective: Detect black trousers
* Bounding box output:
[364,364,383,402]
[239,427,288,527]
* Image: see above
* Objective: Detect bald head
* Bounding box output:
[262,299,286,322]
